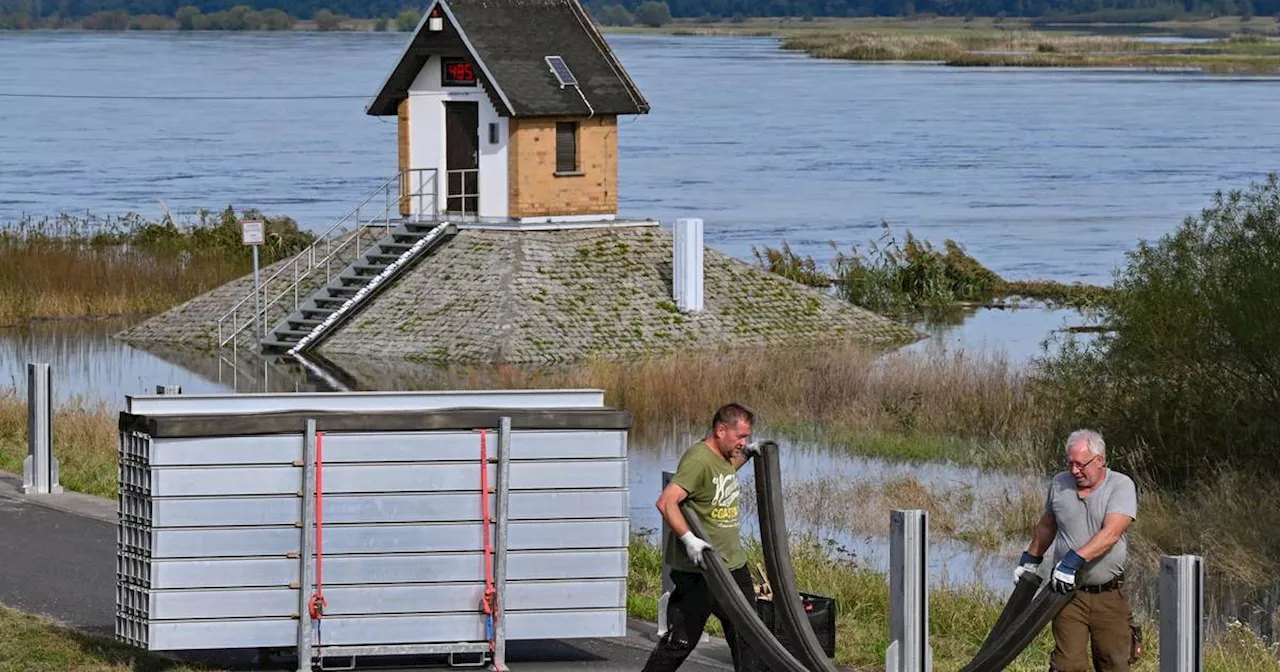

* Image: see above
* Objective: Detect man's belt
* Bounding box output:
[1078,577,1124,593]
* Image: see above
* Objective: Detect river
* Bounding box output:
[3,30,1279,612]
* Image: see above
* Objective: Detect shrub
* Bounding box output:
[1034,173,1280,485]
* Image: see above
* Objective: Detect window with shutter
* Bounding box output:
[556,122,578,174]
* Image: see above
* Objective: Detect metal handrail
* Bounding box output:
[217,168,438,349]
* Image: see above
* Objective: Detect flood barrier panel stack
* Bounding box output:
[114,390,631,658]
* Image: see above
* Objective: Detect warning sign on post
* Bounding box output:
[241,220,265,246]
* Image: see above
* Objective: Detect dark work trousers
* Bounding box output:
[641,565,758,672]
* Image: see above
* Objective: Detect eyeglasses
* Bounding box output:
[1065,455,1101,472]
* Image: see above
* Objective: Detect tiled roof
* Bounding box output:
[367,0,649,118]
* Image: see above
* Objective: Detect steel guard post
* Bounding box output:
[886,509,932,672]
[1160,555,1204,672]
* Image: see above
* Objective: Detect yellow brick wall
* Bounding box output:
[397,98,411,217]
[508,115,617,219]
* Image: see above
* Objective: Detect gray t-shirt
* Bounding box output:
[1045,468,1138,586]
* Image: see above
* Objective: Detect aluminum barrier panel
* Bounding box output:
[115,399,631,658]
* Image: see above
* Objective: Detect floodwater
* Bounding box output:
[3,31,1280,610]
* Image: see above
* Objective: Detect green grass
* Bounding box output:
[0,604,209,672]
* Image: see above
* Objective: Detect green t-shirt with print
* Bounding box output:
[666,441,746,573]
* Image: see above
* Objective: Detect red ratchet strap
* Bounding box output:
[309,431,328,621]
[479,429,499,657]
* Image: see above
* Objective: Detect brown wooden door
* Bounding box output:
[445,102,479,214]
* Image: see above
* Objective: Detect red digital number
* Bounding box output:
[446,62,474,83]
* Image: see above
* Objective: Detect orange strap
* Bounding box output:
[309,431,328,621]
[480,429,497,650]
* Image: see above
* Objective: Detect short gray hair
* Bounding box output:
[1065,429,1106,459]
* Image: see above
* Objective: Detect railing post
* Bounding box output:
[886,509,931,672]
[22,363,62,495]
[1160,555,1204,672]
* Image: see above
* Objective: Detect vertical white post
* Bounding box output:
[673,218,704,312]
[241,219,265,341]
[886,510,931,672]
[252,244,262,339]
[1160,555,1204,672]
[23,363,61,495]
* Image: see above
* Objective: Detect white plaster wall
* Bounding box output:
[407,55,509,219]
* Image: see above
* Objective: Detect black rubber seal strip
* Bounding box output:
[977,572,1043,654]
[754,441,839,671]
[960,584,1074,672]
[679,504,812,672]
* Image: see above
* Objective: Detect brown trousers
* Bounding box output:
[1050,586,1133,672]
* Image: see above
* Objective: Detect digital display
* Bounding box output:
[442,58,477,87]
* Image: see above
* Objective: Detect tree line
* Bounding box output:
[1,0,1276,29]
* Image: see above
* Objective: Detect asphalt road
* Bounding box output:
[0,473,734,671]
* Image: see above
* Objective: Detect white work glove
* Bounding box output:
[679,531,713,567]
[1013,551,1041,585]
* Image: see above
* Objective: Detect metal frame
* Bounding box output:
[1160,554,1204,672]
[886,509,932,672]
[125,388,605,416]
[295,417,513,670]
[22,362,62,495]
[297,420,318,672]
[492,416,512,670]
[446,168,480,217]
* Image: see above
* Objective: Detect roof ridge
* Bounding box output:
[491,232,525,362]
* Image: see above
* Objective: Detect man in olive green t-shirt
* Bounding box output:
[642,403,759,672]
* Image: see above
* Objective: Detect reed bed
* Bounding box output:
[781,29,1280,72]
[0,211,314,326]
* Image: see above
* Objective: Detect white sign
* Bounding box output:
[241,220,265,246]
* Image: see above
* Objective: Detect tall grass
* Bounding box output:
[752,224,1112,318]
[0,389,118,497]
[0,208,314,326]
[394,339,1045,466]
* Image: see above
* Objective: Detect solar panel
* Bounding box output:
[545,56,578,88]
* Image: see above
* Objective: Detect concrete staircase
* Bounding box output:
[261,220,456,353]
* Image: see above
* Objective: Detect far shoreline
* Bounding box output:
[5,14,1279,73]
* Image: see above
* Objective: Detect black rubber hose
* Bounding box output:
[977,572,1043,654]
[679,504,812,672]
[754,441,839,672]
[959,585,1074,672]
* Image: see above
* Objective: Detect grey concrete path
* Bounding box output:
[0,472,735,671]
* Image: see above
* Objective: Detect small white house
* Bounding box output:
[365,0,650,223]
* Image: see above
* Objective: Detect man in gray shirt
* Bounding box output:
[1014,429,1138,671]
